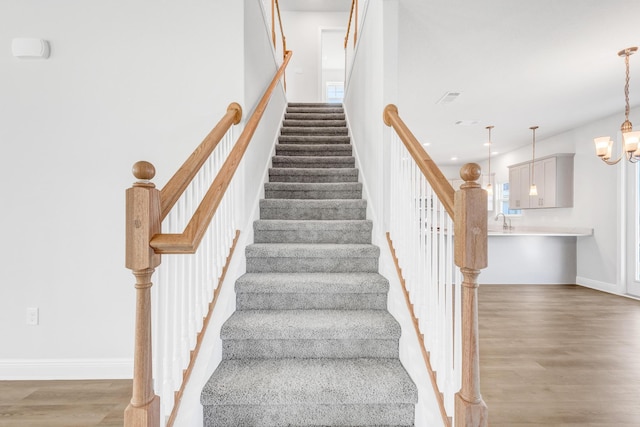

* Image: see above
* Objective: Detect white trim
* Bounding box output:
[576,276,621,295]
[0,358,133,380]
[318,26,347,102]
[576,276,640,300]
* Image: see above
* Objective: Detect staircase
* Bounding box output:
[201,103,418,426]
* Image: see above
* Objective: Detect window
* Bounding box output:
[326,82,344,103]
[499,182,521,215]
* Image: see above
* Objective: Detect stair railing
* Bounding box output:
[124,50,292,427]
[344,0,359,49]
[343,0,359,85]
[383,104,489,427]
[271,0,288,90]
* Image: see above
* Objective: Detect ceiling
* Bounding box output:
[278,0,352,12]
[279,0,640,165]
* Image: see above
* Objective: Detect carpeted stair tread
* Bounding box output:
[235,272,389,294]
[275,144,352,156]
[269,167,358,183]
[284,113,345,120]
[253,219,371,230]
[201,358,418,406]
[264,182,362,199]
[221,310,401,359]
[286,107,345,114]
[287,102,343,107]
[278,135,351,144]
[286,104,344,112]
[235,272,388,310]
[204,405,415,427]
[283,119,347,127]
[281,126,348,136]
[246,243,378,257]
[253,219,371,244]
[259,199,367,220]
[245,243,379,273]
[272,155,355,168]
[221,309,400,340]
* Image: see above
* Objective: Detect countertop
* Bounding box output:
[487,226,593,237]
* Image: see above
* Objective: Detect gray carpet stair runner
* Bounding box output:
[201,102,418,426]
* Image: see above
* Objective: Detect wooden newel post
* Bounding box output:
[124,161,161,427]
[453,163,489,427]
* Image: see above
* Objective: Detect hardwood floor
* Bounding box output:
[0,379,131,426]
[1,285,638,426]
[479,284,640,427]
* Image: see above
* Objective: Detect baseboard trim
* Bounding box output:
[576,276,620,294]
[0,358,133,380]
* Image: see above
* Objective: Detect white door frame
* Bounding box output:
[318,27,346,102]
[626,160,640,297]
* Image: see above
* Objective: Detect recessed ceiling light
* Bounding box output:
[436,92,461,104]
[423,142,431,147]
[451,156,458,161]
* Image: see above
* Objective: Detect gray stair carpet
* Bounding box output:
[202,102,417,426]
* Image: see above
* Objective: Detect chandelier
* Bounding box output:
[594,47,640,164]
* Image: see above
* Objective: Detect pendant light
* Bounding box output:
[594,47,640,164]
[486,125,494,196]
[529,126,538,196]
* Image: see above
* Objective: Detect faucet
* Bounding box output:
[495,213,512,231]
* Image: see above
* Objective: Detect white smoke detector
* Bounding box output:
[12,38,50,59]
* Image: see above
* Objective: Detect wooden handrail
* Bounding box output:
[159,103,242,221]
[383,104,455,218]
[275,0,286,52]
[150,50,293,254]
[344,0,358,49]
[354,0,358,47]
[273,0,288,91]
[271,0,276,46]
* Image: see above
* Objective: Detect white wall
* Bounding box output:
[242,0,288,228]
[0,0,244,378]
[344,0,398,236]
[280,10,347,102]
[344,2,443,426]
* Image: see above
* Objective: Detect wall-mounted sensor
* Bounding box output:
[12,38,50,59]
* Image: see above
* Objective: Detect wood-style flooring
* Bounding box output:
[1,285,638,426]
[479,284,640,427]
[0,379,131,426]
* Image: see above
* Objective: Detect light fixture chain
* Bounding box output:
[625,49,631,121]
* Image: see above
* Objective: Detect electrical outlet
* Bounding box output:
[26,307,39,326]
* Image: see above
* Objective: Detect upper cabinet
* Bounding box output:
[508,153,574,209]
